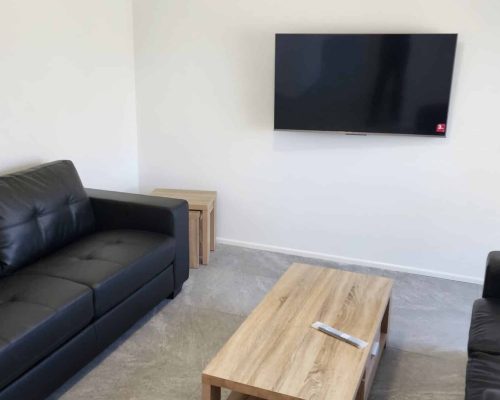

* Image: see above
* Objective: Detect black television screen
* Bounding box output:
[274,34,457,136]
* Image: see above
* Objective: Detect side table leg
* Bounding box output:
[202,383,221,400]
[188,211,200,268]
[201,210,211,264]
[210,207,216,251]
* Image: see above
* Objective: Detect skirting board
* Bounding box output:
[216,237,483,285]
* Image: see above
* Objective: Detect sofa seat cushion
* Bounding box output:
[0,274,93,390]
[22,230,175,317]
[466,352,500,400]
[468,299,500,355]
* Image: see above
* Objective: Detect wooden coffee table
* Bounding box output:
[202,263,393,400]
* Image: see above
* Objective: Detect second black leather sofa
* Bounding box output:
[466,252,500,399]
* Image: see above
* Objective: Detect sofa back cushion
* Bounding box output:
[0,160,95,276]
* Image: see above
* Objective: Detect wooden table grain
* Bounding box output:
[152,188,216,265]
[202,263,393,400]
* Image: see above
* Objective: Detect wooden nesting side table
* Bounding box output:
[152,189,216,267]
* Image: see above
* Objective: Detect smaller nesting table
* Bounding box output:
[152,188,216,267]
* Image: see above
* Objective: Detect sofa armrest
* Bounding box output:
[86,188,189,294]
[483,252,500,299]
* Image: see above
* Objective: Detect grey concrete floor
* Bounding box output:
[51,244,482,400]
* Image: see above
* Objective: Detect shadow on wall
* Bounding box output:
[271,129,447,153]
[0,158,45,175]
[228,31,275,131]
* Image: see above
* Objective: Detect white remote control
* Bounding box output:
[311,321,368,349]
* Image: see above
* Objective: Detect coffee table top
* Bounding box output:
[151,188,216,211]
[202,263,393,400]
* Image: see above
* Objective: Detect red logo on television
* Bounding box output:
[436,123,446,134]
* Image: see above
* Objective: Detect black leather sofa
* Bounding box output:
[0,161,189,400]
[466,252,500,400]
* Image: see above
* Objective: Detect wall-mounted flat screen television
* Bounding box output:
[274,34,457,136]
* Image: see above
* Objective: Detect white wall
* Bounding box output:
[0,0,139,191]
[133,0,500,282]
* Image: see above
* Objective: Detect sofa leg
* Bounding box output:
[168,284,183,299]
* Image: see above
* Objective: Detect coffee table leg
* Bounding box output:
[382,298,390,348]
[202,383,221,400]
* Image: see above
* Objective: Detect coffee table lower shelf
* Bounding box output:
[227,393,261,400]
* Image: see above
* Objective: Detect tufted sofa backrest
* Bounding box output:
[0,160,95,276]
